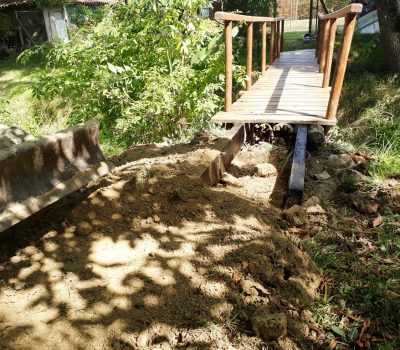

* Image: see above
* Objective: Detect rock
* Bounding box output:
[307,125,325,150]
[314,170,331,181]
[285,205,309,227]
[76,221,93,235]
[339,169,371,192]
[273,123,295,134]
[302,196,325,214]
[352,155,366,165]
[328,154,355,169]
[220,172,241,187]
[351,191,379,214]
[252,312,287,341]
[256,163,278,177]
[370,216,382,228]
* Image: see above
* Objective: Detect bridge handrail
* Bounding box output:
[316,3,363,121]
[214,12,284,23]
[319,4,363,20]
[216,12,285,112]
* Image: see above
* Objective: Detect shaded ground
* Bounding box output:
[0,134,399,349]
[0,139,323,350]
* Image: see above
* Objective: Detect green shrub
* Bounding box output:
[20,1,245,148]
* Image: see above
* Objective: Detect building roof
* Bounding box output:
[0,0,114,10]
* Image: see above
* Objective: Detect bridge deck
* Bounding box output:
[212,49,335,126]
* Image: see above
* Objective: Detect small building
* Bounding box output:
[0,0,112,53]
[355,7,379,34]
[200,0,223,19]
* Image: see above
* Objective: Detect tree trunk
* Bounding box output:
[377,0,400,72]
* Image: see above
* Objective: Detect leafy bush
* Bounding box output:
[20,1,245,148]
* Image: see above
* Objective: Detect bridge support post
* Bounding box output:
[269,22,276,65]
[261,21,267,74]
[277,20,281,58]
[224,20,233,112]
[319,19,331,73]
[323,18,337,88]
[246,22,254,91]
[326,13,357,121]
[288,125,308,203]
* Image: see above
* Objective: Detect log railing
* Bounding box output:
[316,3,363,121]
[214,12,285,112]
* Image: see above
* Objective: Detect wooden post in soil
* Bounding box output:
[323,18,337,88]
[225,20,233,112]
[276,20,281,58]
[246,22,254,91]
[319,19,331,73]
[269,21,276,65]
[326,13,357,121]
[261,21,267,74]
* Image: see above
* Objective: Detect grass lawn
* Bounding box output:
[282,31,316,51]
[282,31,400,349]
[0,55,69,137]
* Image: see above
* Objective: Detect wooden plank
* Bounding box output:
[320,4,362,19]
[201,124,245,186]
[288,125,307,202]
[211,112,336,126]
[214,12,284,22]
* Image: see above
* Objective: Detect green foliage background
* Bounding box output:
[21,1,245,148]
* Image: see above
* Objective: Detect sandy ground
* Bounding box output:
[0,136,325,350]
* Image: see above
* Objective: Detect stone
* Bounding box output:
[307,125,325,150]
[76,221,93,235]
[328,154,355,169]
[370,216,382,228]
[314,170,331,181]
[256,163,278,177]
[252,312,287,341]
[351,191,379,214]
[285,205,309,227]
[302,196,325,214]
[220,172,241,187]
[352,155,366,165]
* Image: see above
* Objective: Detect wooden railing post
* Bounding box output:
[269,21,276,65]
[317,19,325,63]
[276,20,281,58]
[326,13,357,120]
[281,20,284,52]
[225,20,233,112]
[261,21,267,74]
[246,22,254,91]
[316,17,321,58]
[319,19,331,73]
[323,18,337,88]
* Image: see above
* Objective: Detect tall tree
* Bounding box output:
[377,0,400,72]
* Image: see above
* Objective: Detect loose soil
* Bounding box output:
[0,136,398,350]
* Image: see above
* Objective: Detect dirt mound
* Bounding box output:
[0,141,323,350]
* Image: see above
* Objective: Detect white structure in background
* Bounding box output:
[43,7,70,43]
[355,9,380,34]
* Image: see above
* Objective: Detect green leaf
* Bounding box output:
[107,63,118,74]
[331,325,346,338]
[348,328,359,341]
[232,26,239,38]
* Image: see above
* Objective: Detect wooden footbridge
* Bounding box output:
[212,4,363,201]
